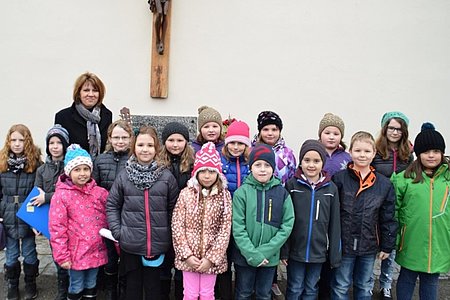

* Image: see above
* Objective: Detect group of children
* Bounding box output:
[0,106,449,300]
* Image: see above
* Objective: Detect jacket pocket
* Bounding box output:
[398,224,406,252]
[432,187,449,219]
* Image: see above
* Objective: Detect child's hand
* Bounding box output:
[281,259,288,266]
[0,218,3,222]
[257,259,269,267]
[60,261,71,269]
[196,258,212,273]
[31,188,45,207]
[186,256,201,269]
[379,251,390,260]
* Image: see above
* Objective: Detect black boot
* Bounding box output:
[82,287,97,300]
[174,279,183,300]
[23,260,39,300]
[67,292,83,300]
[55,266,69,300]
[160,279,171,300]
[118,275,127,300]
[4,262,21,300]
[104,273,118,300]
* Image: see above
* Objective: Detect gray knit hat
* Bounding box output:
[318,113,345,137]
[162,122,189,144]
[197,106,222,132]
[299,139,328,166]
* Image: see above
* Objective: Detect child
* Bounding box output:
[370,111,413,299]
[49,144,108,300]
[158,121,195,300]
[232,144,294,300]
[391,123,450,300]
[331,131,397,300]
[192,106,224,154]
[172,142,232,300]
[217,120,251,300]
[106,125,179,300]
[32,124,70,300]
[92,119,133,300]
[281,140,341,300]
[0,124,42,300]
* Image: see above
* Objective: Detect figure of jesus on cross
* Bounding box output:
[148,0,169,55]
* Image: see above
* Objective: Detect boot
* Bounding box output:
[82,287,97,300]
[55,267,69,300]
[23,260,39,300]
[160,279,171,300]
[104,273,118,300]
[174,279,183,300]
[4,262,21,300]
[67,292,83,300]
[118,275,127,300]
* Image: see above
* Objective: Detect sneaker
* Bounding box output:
[380,288,392,299]
[271,283,282,296]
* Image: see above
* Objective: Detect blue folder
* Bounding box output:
[16,186,50,239]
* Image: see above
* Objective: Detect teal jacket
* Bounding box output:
[392,163,450,273]
[232,174,294,267]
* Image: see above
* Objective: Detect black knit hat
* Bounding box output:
[257,111,283,132]
[46,124,70,157]
[414,122,445,156]
[299,139,328,166]
[162,122,190,144]
[249,144,276,171]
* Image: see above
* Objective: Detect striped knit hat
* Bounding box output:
[64,144,93,176]
[192,142,222,178]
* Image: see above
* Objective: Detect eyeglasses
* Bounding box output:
[111,136,130,141]
[387,126,402,133]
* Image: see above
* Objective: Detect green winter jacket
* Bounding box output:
[392,163,450,273]
[232,174,294,268]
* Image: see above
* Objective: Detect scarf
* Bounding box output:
[75,103,102,159]
[7,154,27,174]
[126,155,164,190]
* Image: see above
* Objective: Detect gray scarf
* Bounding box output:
[75,103,101,158]
[126,155,164,190]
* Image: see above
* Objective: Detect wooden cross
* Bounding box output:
[150,0,172,99]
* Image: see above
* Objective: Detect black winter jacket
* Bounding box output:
[0,169,38,239]
[106,168,179,256]
[54,103,112,154]
[93,151,129,191]
[34,159,65,203]
[371,151,413,178]
[332,167,397,256]
[281,170,341,267]
[167,154,192,191]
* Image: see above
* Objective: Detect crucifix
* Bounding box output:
[148,0,172,98]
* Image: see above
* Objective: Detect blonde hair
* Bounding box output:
[104,120,134,152]
[350,131,376,151]
[221,144,250,163]
[0,124,42,173]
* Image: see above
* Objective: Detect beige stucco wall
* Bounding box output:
[1,1,449,155]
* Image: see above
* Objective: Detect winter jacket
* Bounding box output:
[392,164,450,273]
[323,147,351,176]
[221,155,250,196]
[372,150,413,178]
[166,154,192,191]
[49,175,108,270]
[232,174,294,268]
[192,140,224,154]
[332,165,397,256]
[93,151,129,191]
[34,159,65,203]
[55,103,112,154]
[281,169,341,267]
[172,177,232,274]
[0,165,39,239]
[106,168,179,257]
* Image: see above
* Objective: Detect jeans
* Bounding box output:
[331,254,376,300]
[183,271,216,300]
[286,260,322,300]
[69,268,99,294]
[234,265,276,300]
[396,267,439,300]
[369,250,395,290]
[5,236,37,266]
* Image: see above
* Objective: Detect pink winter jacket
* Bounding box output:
[49,175,108,270]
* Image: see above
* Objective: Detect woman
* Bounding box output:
[55,72,112,159]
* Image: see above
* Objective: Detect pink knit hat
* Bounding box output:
[191,142,222,177]
[225,121,251,147]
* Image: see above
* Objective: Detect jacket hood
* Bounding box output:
[294,168,331,189]
[56,173,97,192]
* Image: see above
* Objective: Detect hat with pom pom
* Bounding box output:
[414,122,445,156]
[192,142,222,178]
[225,121,251,147]
[64,144,93,176]
[197,106,222,132]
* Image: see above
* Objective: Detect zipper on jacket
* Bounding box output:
[258,189,266,247]
[14,173,20,236]
[399,224,406,251]
[268,199,272,222]
[144,189,152,257]
[427,178,434,273]
[305,188,315,262]
[236,159,241,188]
[199,193,206,257]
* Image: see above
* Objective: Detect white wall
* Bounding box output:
[1,0,449,156]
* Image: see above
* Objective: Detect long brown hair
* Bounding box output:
[375,117,411,161]
[131,125,160,162]
[404,152,449,183]
[159,140,195,173]
[0,124,42,173]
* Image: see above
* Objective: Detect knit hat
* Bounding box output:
[414,122,445,156]
[162,122,190,144]
[225,121,251,147]
[381,111,409,127]
[191,142,222,178]
[318,113,345,137]
[64,144,93,176]
[249,144,276,171]
[46,124,70,156]
[197,106,222,132]
[257,111,283,132]
[299,139,328,166]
